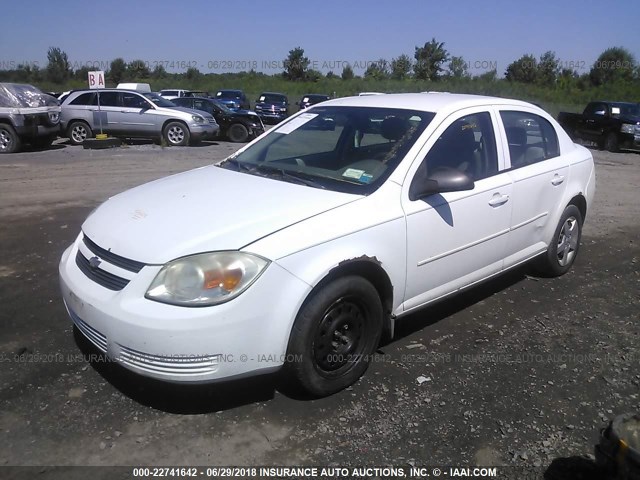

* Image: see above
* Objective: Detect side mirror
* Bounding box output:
[409,167,474,201]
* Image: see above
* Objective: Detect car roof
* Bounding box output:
[217,89,243,93]
[320,92,539,114]
[302,94,330,98]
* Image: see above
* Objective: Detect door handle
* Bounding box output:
[551,174,565,186]
[488,194,509,207]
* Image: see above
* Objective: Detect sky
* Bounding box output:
[1,0,639,78]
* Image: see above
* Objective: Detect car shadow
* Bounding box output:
[543,455,607,479]
[16,142,68,153]
[389,264,530,341]
[73,327,277,414]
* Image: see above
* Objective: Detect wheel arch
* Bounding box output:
[568,193,587,222]
[303,256,395,341]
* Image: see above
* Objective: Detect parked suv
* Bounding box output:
[172,96,264,142]
[297,94,330,110]
[60,93,595,397]
[254,92,289,123]
[60,89,218,146]
[0,83,61,153]
[214,90,251,111]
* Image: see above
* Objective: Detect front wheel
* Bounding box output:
[536,205,583,277]
[227,123,249,143]
[163,122,190,146]
[67,121,93,145]
[283,276,383,397]
[0,124,21,153]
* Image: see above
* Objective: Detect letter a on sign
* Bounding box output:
[88,71,105,89]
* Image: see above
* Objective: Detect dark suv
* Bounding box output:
[297,94,330,110]
[0,83,61,153]
[214,90,250,111]
[254,92,289,124]
[172,97,264,143]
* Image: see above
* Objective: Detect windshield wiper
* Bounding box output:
[254,164,327,189]
[220,157,254,172]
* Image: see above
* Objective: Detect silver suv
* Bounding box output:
[60,89,218,146]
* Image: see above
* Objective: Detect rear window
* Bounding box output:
[69,92,95,106]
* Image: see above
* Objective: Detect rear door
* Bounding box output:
[497,109,568,267]
[93,91,122,135]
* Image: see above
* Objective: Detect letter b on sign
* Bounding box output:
[88,71,105,89]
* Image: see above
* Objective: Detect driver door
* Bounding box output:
[401,108,513,311]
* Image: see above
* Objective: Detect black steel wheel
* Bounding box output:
[284,276,383,397]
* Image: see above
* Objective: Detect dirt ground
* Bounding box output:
[0,139,638,479]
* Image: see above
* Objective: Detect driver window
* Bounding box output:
[420,112,498,181]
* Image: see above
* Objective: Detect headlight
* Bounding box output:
[146,252,269,307]
[279,107,287,112]
[621,123,636,134]
[191,115,205,123]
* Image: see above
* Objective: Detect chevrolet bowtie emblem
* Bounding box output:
[88,256,102,269]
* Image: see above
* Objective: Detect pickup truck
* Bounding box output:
[557,101,640,152]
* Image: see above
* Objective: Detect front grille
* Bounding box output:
[116,344,220,376]
[83,235,145,273]
[68,308,107,352]
[75,251,130,291]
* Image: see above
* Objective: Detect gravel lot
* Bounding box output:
[0,139,638,479]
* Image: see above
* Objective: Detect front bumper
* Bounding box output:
[58,236,311,383]
[619,131,640,151]
[189,123,219,141]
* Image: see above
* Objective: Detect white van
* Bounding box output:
[116,83,152,93]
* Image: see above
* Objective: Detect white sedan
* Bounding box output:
[59,93,595,397]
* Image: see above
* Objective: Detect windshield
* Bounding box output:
[144,93,177,107]
[212,100,233,113]
[219,106,434,194]
[217,91,240,99]
[611,103,640,116]
[259,94,286,104]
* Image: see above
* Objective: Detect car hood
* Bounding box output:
[618,114,640,124]
[82,166,358,264]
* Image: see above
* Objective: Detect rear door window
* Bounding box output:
[500,111,560,168]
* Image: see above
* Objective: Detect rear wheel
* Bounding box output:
[227,123,249,143]
[283,276,383,397]
[163,122,190,146]
[536,205,583,277]
[0,124,20,153]
[68,121,93,145]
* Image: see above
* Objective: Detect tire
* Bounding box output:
[227,123,249,143]
[604,132,619,153]
[536,205,583,277]
[0,124,21,153]
[283,276,383,397]
[67,121,93,145]
[163,122,190,146]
